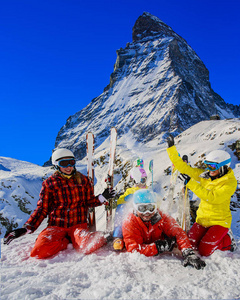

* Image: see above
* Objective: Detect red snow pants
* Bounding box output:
[30,224,107,259]
[188,222,232,257]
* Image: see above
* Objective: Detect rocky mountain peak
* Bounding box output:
[132,12,176,42]
[53,13,240,162]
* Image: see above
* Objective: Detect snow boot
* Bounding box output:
[113,238,124,251]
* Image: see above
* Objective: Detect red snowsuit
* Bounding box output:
[25,171,106,259]
[122,210,192,256]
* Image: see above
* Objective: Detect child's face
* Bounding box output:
[137,211,155,222]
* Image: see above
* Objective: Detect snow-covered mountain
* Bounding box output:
[53,12,240,161]
[1,119,240,300]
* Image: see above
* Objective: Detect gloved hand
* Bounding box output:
[155,236,176,254]
[4,228,27,245]
[179,173,191,184]
[167,134,175,148]
[102,188,116,200]
[182,249,206,270]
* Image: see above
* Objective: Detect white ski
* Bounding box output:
[106,127,117,232]
[86,132,96,231]
[177,179,190,232]
[166,164,179,214]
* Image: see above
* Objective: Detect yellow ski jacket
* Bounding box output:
[167,146,237,228]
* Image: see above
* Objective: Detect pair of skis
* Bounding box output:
[86,127,117,232]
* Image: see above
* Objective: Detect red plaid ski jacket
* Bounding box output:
[24,171,101,232]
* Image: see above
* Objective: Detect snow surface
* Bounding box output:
[1,119,240,299]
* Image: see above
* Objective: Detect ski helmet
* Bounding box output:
[133,189,156,205]
[130,167,147,184]
[204,150,231,169]
[133,189,157,214]
[182,155,188,163]
[52,148,75,166]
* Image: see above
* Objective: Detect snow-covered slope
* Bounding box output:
[2,230,240,300]
[1,119,240,299]
[0,158,53,237]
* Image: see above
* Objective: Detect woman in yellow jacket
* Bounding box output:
[166,135,237,257]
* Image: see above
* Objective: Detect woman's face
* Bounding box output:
[59,166,74,175]
[58,157,75,175]
[209,169,220,177]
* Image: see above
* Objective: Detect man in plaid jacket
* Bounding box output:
[4,148,114,259]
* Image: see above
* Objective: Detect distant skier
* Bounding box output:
[4,148,115,259]
[122,189,206,270]
[113,165,148,251]
[166,135,238,256]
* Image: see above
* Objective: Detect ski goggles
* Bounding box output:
[57,158,76,168]
[135,203,157,214]
[204,158,231,171]
[140,177,147,184]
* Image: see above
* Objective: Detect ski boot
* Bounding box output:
[113,238,124,251]
[228,229,237,252]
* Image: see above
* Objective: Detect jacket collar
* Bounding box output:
[151,210,162,225]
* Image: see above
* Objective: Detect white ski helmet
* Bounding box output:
[130,167,147,184]
[204,150,231,176]
[205,150,231,167]
[52,148,75,166]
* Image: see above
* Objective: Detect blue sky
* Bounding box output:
[1,0,239,166]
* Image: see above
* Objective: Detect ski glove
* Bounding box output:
[102,188,116,200]
[167,134,174,148]
[4,228,27,245]
[155,237,176,254]
[179,173,191,184]
[182,249,206,270]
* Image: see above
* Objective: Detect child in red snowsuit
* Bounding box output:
[122,189,206,269]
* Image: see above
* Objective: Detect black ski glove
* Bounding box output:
[155,237,176,254]
[4,228,27,245]
[179,173,191,184]
[182,249,206,270]
[101,188,116,200]
[167,134,174,148]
